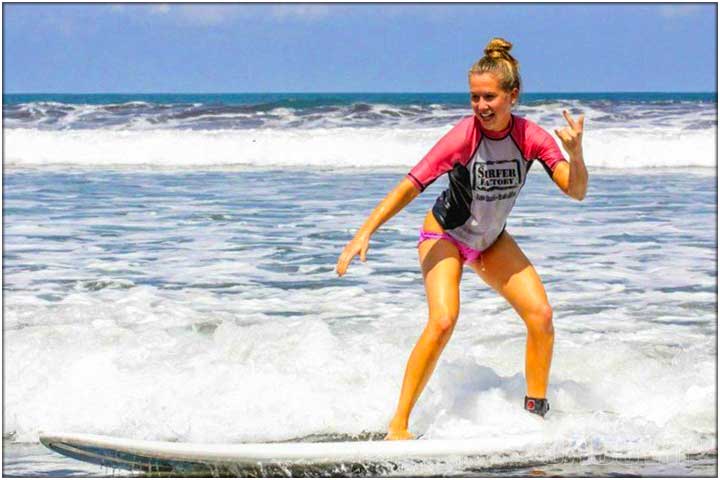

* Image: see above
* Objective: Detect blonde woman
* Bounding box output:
[336,38,588,440]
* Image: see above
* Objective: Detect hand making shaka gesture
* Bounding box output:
[554,110,585,157]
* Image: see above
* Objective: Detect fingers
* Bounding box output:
[337,235,373,276]
[336,256,353,276]
[556,124,580,140]
[563,109,584,133]
[562,109,577,130]
[335,255,347,277]
[554,127,570,143]
[336,248,353,276]
[554,127,580,156]
[336,242,369,276]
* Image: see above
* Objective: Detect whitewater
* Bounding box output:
[2,92,717,476]
[3,93,717,170]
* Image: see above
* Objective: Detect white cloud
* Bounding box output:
[148,4,171,15]
[107,3,340,27]
[177,5,233,25]
[659,5,703,18]
[172,4,335,25]
[269,4,332,20]
[107,3,231,25]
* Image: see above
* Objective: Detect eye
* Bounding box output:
[471,95,480,102]
[485,95,496,101]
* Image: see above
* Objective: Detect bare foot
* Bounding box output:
[384,429,415,440]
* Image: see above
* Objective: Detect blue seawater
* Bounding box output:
[3,91,716,106]
[3,91,716,170]
[2,91,717,476]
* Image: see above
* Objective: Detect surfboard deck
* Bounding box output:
[40,431,531,474]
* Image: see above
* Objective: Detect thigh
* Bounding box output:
[418,238,463,319]
[468,230,549,317]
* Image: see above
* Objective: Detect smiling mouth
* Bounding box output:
[479,112,495,120]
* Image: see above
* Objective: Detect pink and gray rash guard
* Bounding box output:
[407,114,567,251]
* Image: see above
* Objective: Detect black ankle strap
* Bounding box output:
[524,396,550,417]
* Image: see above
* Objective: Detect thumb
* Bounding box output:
[360,244,368,262]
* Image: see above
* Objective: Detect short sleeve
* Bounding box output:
[531,126,567,173]
[407,116,476,192]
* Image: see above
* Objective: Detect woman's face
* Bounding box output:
[469,73,518,131]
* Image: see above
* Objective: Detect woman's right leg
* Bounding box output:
[385,237,463,440]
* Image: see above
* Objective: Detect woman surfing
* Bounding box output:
[336,38,588,441]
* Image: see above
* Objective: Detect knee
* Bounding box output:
[525,303,554,337]
[427,311,458,339]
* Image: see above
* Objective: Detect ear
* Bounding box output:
[509,87,519,105]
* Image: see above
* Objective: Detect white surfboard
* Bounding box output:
[40,431,533,474]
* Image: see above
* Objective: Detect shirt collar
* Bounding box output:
[479,114,514,140]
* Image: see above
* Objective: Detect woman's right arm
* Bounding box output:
[336,116,475,277]
[335,177,419,277]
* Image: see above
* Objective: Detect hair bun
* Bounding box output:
[484,37,513,59]
[469,37,521,93]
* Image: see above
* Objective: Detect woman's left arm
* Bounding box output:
[552,110,588,201]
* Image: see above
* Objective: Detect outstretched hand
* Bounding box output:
[336,234,370,277]
[554,110,584,157]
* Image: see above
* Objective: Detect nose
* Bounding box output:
[476,99,490,112]
[472,95,485,107]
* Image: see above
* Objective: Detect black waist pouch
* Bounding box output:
[432,163,472,230]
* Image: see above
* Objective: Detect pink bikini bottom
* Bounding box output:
[417,230,483,265]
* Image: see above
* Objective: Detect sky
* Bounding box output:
[2,3,717,93]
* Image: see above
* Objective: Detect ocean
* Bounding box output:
[2,92,717,477]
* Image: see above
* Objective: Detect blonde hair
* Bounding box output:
[468,37,521,92]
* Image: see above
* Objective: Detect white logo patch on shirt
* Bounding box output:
[472,159,523,191]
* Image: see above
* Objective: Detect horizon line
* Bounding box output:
[3,91,717,96]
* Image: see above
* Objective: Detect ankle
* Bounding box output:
[388,417,409,431]
[524,396,550,417]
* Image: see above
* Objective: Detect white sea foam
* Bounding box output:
[3,168,716,467]
[4,125,716,170]
[4,283,715,461]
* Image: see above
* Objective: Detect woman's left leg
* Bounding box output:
[468,230,554,399]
